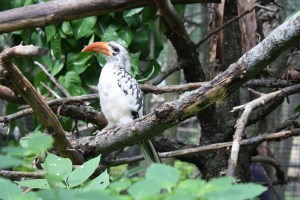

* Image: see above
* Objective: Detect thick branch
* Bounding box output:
[0,0,219,33]
[76,12,300,154]
[151,0,205,82]
[0,45,84,164]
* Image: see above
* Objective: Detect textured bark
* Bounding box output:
[0,0,220,33]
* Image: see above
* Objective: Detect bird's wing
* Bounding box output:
[115,67,144,115]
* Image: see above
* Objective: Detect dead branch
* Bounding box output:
[244,79,296,88]
[0,0,220,33]
[34,61,71,97]
[0,170,46,179]
[0,45,84,164]
[104,128,300,166]
[227,83,300,176]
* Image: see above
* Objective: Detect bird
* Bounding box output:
[82,41,161,165]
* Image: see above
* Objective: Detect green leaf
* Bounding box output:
[205,183,266,200]
[62,22,73,35]
[41,153,72,182]
[67,52,93,74]
[123,8,144,18]
[0,155,24,169]
[67,155,101,188]
[58,71,86,96]
[72,16,97,39]
[128,179,161,200]
[15,179,50,190]
[37,189,117,200]
[51,60,64,76]
[145,163,179,189]
[166,190,197,200]
[82,169,110,191]
[119,29,132,47]
[123,8,143,27]
[109,179,131,193]
[177,179,206,197]
[0,177,22,200]
[50,32,61,59]
[19,131,53,156]
[44,25,56,43]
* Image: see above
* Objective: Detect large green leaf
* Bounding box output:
[19,131,53,156]
[145,163,179,189]
[0,178,22,200]
[15,179,50,190]
[67,52,93,74]
[81,169,110,191]
[72,16,97,39]
[0,155,24,169]
[51,60,64,76]
[128,179,161,200]
[58,71,86,96]
[41,153,72,183]
[109,179,131,193]
[205,183,266,200]
[67,155,101,188]
[44,25,56,43]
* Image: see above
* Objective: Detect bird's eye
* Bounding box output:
[112,46,120,54]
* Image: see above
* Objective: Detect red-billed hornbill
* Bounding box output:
[82,41,161,165]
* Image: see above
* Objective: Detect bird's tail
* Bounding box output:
[139,140,161,166]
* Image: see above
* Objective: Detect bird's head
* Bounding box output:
[82,41,130,71]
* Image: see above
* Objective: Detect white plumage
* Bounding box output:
[82,41,160,165]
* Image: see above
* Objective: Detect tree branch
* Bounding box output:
[244,79,296,88]
[151,0,205,82]
[227,84,300,176]
[0,0,220,33]
[76,12,300,155]
[0,45,84,164]
[103,128,300,167]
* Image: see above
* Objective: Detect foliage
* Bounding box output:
[0,0,164,133]
[0,132,265,200]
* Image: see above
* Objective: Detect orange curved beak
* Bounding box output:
[81,42,112,56]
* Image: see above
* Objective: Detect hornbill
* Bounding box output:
[82,41,161,165]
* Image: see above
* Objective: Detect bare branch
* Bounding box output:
[0,170,45,178]
[141,82,206,94]
[147,63,182,85]
[0,94,107,127]
[0,85,24,104]
[34,61,71,97]
[227,83,300,176]
[244,79,296,88]
[0,0,220,33]
[104,128,300,166]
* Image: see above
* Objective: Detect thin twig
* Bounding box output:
[34,61,71,97]
[195,6,256,48]
[40,82,61,98]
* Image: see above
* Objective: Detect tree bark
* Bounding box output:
[0,0,220,33]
